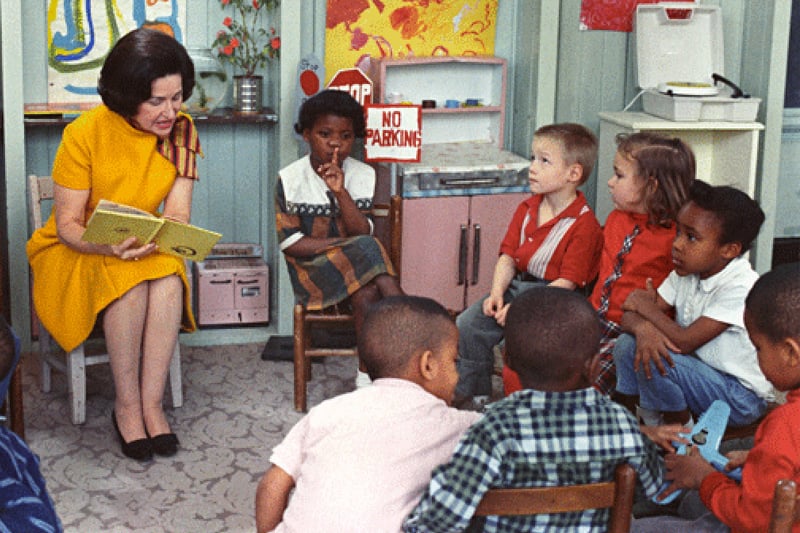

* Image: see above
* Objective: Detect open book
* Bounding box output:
[82,199,222,262]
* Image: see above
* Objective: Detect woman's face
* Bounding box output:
[131,73,183,138]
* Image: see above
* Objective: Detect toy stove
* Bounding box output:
[635,3,760,122]
[193,243,269,326]
[390,141,530,198]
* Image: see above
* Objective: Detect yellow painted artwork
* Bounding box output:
[325,0,498,84]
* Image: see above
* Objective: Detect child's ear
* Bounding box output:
[568,163,583,183]
[418,350,438,381]
[784,337,800,367]
[720,241,742,260]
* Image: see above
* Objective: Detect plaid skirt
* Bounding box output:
[285,235,396,310]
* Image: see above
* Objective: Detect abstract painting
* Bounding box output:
[47,0,186,104]
[325,0,498,85]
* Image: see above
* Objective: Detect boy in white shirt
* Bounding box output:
[255,295,480,533]
[613,180,772,428]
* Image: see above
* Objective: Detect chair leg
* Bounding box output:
[293,304,307,412]
[168,343,183,408]
[40,328,52,393]
[67,345,87,425]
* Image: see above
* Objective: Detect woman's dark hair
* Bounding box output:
[98,28,195,118]
[294,89,367,137]
[688,179,765,253]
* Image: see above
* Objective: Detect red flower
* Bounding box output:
[222,45,234,56]
[216,30,226,38]
[252,0,260,8]
[221,0,230,4]
[223,17,232,27]
[230,37,241,48]
[271,37,281,50]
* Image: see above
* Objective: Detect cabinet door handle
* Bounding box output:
[210,279,233,285]
[439,177,499,188]
[458,224,468,286]
[471,223,481,285]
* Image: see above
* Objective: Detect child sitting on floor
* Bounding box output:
[255,295,481,533]
[502,131,695,397]
[631,262,800,533]
[455,122,604,409]
[404,287,662,532]
[613,180,772,428]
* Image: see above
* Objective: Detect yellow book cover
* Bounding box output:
[82,200,222,261]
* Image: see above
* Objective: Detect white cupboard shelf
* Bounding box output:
[370,56,507,145]
[595,111,764,223]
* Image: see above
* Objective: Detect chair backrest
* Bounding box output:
[769,479,800,533]
[370,195,402,277]
[474,463,636,533]
[28,175,54,231]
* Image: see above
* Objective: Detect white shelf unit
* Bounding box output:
[595,111,764,223]
[370,56,507,145]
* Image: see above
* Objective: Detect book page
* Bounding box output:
[154,220,222,262]
[82,204,164,246]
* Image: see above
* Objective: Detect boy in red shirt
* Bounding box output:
[453,123,603,408]
[633,263,800,533]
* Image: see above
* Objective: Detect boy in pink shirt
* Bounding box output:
[255,295,480,533]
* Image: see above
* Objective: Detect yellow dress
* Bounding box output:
[26,105,197,352]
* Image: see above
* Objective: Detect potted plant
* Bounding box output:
[212,0,281,113]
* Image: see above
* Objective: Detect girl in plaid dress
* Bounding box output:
[276,90,403,349]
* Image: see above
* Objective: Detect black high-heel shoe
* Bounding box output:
[112,412,153,461]
[147,431,180,457]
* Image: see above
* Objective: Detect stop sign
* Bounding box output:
[326,68,373,107]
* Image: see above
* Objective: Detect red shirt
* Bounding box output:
[499,191,603,288]
[700,389,800,533]
[588,209,675,323]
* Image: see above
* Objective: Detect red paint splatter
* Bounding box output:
[390,6,422,40]
[326,0,370,29]
[351,27,369,50]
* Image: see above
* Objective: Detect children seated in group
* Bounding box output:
[404,287,663,532]
[454,123,604,409]
[631,262,800,533]
[254,295,480,533]
[613,180,772,429]
[504,131,696,396]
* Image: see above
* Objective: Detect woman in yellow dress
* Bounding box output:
[27,28,202,461]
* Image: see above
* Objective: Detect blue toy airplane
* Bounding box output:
[654,400,743,505]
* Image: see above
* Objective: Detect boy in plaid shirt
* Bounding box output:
[404,287,663,532]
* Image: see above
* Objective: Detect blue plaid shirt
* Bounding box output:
[403,387,662,533]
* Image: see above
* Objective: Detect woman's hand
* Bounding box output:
[110,237,157,261]
[317,147,344,193]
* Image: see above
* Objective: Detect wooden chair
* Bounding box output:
[474,463,636,533]
[28,175,183,425]
[769,479,800,533]
[292,195,402,412]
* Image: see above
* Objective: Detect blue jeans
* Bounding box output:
[614,333,766,426]
[454,277,545,398]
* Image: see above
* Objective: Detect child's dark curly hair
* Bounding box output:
[294,89,366,137]
[688,180,765,254]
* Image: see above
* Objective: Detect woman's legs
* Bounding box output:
[103,283,149,442]
[103,275,183,441]
[140,275,182,436]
